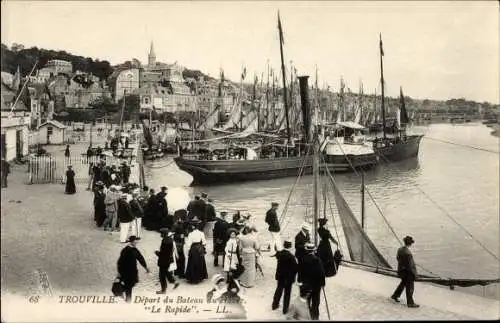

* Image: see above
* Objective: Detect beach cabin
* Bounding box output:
[38,120,67,144]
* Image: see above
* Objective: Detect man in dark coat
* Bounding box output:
[86,145,93,162]
[101,166,111,188]
[187,195,206,222]
[156,229,179,294]
[118,194,135,243]
[92,162,103,190]
[117,235,150,302]
[213,211,229,267]
[143,189,157,230]
[1,157,10,188]
[120,162,131,184]
[93,182,106,227]
[294,222,311,264]
[297,243,325,320]
[156,186,172,229]
[265,202,281,252]
[172,215,187,278]
[391,236,420,308]
[205,198,217,223]
[272,240,298,314]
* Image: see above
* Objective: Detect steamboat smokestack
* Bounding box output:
[298,76,312,143]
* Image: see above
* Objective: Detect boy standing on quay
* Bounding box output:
[391,235,420,308]
[265,202,282,252]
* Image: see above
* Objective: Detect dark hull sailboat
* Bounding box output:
[174,153,376,185]
[373,134,423,162]
[369,35,423,163]
[174,13,378,185]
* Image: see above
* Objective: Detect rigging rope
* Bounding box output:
[328,137,443,278]
[376,152,500,262]
[278,143,311,225]
[423,136,499,154]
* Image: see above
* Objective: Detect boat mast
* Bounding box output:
[119,90,126,133]
[266,61,270,130]
[253,73,257,131]
[278,11,291,143]
[361,172,365,262]
[289,61,294,134]
[240,65,245,130]
[299,74,318,245]
[379,33,387,140]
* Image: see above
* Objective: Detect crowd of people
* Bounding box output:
[84,159,418,320]
[107,187,346,320]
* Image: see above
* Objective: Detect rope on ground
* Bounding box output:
[377,152,500,262]
[423,136,499,154]
[329,137,443,278]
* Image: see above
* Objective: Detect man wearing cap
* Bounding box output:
[156,229,179,294]
[294,223,311,264]
[118,193,135,243]
[117,235,150,302]
[391,236,420,308]
[213,211,229,267]
[129,191,144,238]
[265,202,282,252]
[298,242,325,320]
[272,240,298,314]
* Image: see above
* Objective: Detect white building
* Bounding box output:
[1,82,30,161]
[37,120,67,145]
[108,68,141,102]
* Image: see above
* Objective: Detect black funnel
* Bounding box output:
[298,76,311,143]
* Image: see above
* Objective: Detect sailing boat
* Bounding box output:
[370,34,423,161]
[174,12,374,185]
[281,75,500,317]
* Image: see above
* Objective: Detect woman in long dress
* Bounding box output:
[316,218,338,277]
[224,228,240,275]
[65,166,76,194]
[184,220,208,284]
[238,226,259,287]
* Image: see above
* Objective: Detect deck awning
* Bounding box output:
[337,121,366,130]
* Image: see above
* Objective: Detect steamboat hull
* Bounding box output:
[174,154,377,185]
[373,135,423,162]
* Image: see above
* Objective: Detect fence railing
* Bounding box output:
[27,154,139,185]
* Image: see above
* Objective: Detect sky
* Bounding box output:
[1,1,499,103]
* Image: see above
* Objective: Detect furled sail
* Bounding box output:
[198,106,219,131]
[328,174,392,269]
[221,96,242,130]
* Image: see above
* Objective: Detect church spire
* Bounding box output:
[148,41,156,68]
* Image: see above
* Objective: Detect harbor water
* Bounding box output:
[144,122,499,299]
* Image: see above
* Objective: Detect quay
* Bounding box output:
[1,162,498,321]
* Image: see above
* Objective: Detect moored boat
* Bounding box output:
[368,34,423,162]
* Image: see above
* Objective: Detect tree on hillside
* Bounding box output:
[1,43,113,80]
